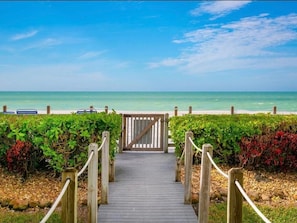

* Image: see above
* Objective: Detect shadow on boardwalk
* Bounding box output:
[98,152,197,223]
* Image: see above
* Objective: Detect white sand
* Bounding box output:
[35,109,297,116]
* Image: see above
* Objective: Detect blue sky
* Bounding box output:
[0,1,297,91]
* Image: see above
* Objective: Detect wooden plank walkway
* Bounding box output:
[98,152,197,223]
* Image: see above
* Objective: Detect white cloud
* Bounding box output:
[78,51,105,60]
[23,38,62,50]
[11,30,38,41]
[191,1,251,20]
[148,58,184,68]
[151,13,297,75]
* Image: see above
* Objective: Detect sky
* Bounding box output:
[0,1,297,92]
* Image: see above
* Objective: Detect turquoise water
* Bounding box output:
[0,91,297,112]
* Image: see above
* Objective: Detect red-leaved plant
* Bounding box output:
[239,131,297,172]
[6,140,32,178]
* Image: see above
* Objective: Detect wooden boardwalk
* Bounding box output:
[98,152,197,223]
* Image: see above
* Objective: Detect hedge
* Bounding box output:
[169,114,297,171]
[0,112,122,176]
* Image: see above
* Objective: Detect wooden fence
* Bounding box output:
[2,104,284,115]
[176,131,272,223]
[2,105,109,114]
[40,131,111,223]
[174,105,279,116]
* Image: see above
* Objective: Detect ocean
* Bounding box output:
[1,91,297,114]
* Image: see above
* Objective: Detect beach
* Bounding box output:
[2,108,297,117]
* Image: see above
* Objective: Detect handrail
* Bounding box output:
[206,152,228,179]
[180,133,271,223]
[40,178,71,223]
[98,136,107,152]
[235,180,272,223]
[78,150,94,177]
[78,136,106,177]
[40,134,109,222]
[188,137,202,152]
[179,148,185,161]
[187,136,228,178]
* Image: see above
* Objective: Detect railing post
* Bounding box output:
[101,131,110,204]
[109,159,115,182]
[231,106,234,115]
[227,168,243,223]
[189,106,192,114]
[184,131,193,204]
[175,157,181,182]
[62,168,78,223]
[3,105,7,112]
[47,105,51,114]
[174,106,178,116]
[273,106,277,114]
[88,143,98,223]
[163,113,169,153]
[118,114,124,153]
[198,144,213,223]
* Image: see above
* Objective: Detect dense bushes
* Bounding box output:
[0,112,121,176]
[239,131,297,171]
[170,114,297,172]
[6,140,33,178]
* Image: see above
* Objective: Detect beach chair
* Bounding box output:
[76,109,97,114]
[16,109,38,115]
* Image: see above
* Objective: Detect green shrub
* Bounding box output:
[0,112,121,174]
[170,114,297,166]
[0,120,12,164]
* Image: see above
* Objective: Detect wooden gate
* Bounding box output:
[120,114,168,152]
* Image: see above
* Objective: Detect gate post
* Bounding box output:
[184,131,193,204]
[119,114,125,153]
[163,113,169,153]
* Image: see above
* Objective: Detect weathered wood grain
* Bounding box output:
[98,152,197,223]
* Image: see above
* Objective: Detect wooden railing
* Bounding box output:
[2,105,109,114]
[176,131,272,223]
[2,104,289,116]
[40,131,110,223]
[174,105,280,116]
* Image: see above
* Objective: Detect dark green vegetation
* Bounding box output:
[0,112,121,176]
[0,211,61,223]
[170,114,297,172]
[0,209,87,223]
[0,113,296,222]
